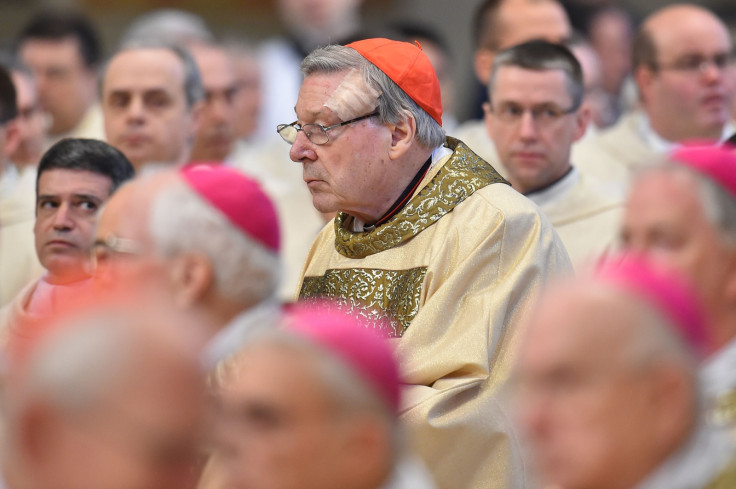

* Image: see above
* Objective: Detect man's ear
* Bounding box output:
[573,106,591,143]
[3,119,21,160]
[474,49,495,85]
[634,65,654,106]
[387,111,416,161]
[169,252,213,308]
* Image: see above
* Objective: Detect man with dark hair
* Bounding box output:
[453,0,572,168]
[573,4,735,187]
[1,138,133,323]
[484,40,621,267]
[16,11,104,144]
[100,41,203,170]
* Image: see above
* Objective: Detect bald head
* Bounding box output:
[633,4,734,141]
[515,278,698,489]
[474,0,571,84]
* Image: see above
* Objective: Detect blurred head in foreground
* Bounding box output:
[211,304,407,489]
[2,299,206,489]
[513,255,719,489]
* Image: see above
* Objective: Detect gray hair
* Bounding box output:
[99,40,204,109]
[489,39,584,111]
[301,44,446,149]
[20,313,138,413]
[150,180,280,307]
[638,162,736,247]
[119,8,214,47]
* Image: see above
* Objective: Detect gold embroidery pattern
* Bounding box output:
[334,137,508,259]
[709,389,736,427]
[299,267,427,337]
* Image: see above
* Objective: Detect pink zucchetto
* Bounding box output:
[284,302,401,413]
[670,144,736,201]
[180,164,280,252]
[595,253,712,359]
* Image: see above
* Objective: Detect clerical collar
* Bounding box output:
[638,112,736,152]
[352,144,452,232]
[525,166,578,208]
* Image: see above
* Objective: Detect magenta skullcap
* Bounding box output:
[180,164,280,252]
[670,143,736,201]
[284,302,401,413]
[595,253,712,359]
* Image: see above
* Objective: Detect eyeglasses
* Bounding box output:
[91,233,145,269]
[488,102,578,128]
[277,111,379,145]
[651,53,735,75]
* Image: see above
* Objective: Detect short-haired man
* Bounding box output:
[189,42,239,162]
[289,39,571,489]
[453,0,572,167]
[515,256,736,489]
[94,165,282,367]
[2,301,206,489]
[484,41,621,267]
[620,145,736,428]
[100,42,203,170]
[211,305,436,489]
[16,11,104,145]
[2,138,134,322]
[573,4,735,187]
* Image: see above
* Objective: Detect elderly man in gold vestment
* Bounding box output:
[283,38,571,489]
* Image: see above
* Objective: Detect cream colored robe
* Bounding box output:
[0,166,43,306]
[297,138,572,489]
[571,110,659,188]
[528,168,624,271]
[449,119,507,179]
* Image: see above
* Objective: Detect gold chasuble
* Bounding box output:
[298,138,572,489]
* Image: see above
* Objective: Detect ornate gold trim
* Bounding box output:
[299,267,427,337]
[333,137,508,258]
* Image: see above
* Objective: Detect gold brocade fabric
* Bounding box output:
[333,137,508,259]
[705,461,736,489]
[300,266,427,337]
[710,389,736,427]
[297,137,573,489]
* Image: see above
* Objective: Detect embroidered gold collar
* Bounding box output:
[333,137,508,258]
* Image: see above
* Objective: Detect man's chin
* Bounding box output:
[43,259,92,285]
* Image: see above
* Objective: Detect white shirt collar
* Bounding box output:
[525,167,579,209]
[638,113,736,152]
[351,144,452,232]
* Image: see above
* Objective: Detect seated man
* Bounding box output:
[620,145,736,427]
[100,41,203,170]
[94,165,282,367]
[2,138,134,325]
[484,40,622,268]
[289,38,571,489]
[515,256,736,489]
[572,4,735,187]
[211,304,436,489]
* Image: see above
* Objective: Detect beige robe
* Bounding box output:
[449,119,508,179]
[46,103,106,150]
[0,166,43,306]
[297,138,572,489]
[571,110,660,188]
[528,168,623,270]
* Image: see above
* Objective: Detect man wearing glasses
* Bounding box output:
[573,4,735,188]
[287,38,571,489]
[484,41,622,268]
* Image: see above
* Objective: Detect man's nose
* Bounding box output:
[518,111,539,140]
[126,97,146,122]
[52,203,74,230]
[288,130,318,163]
